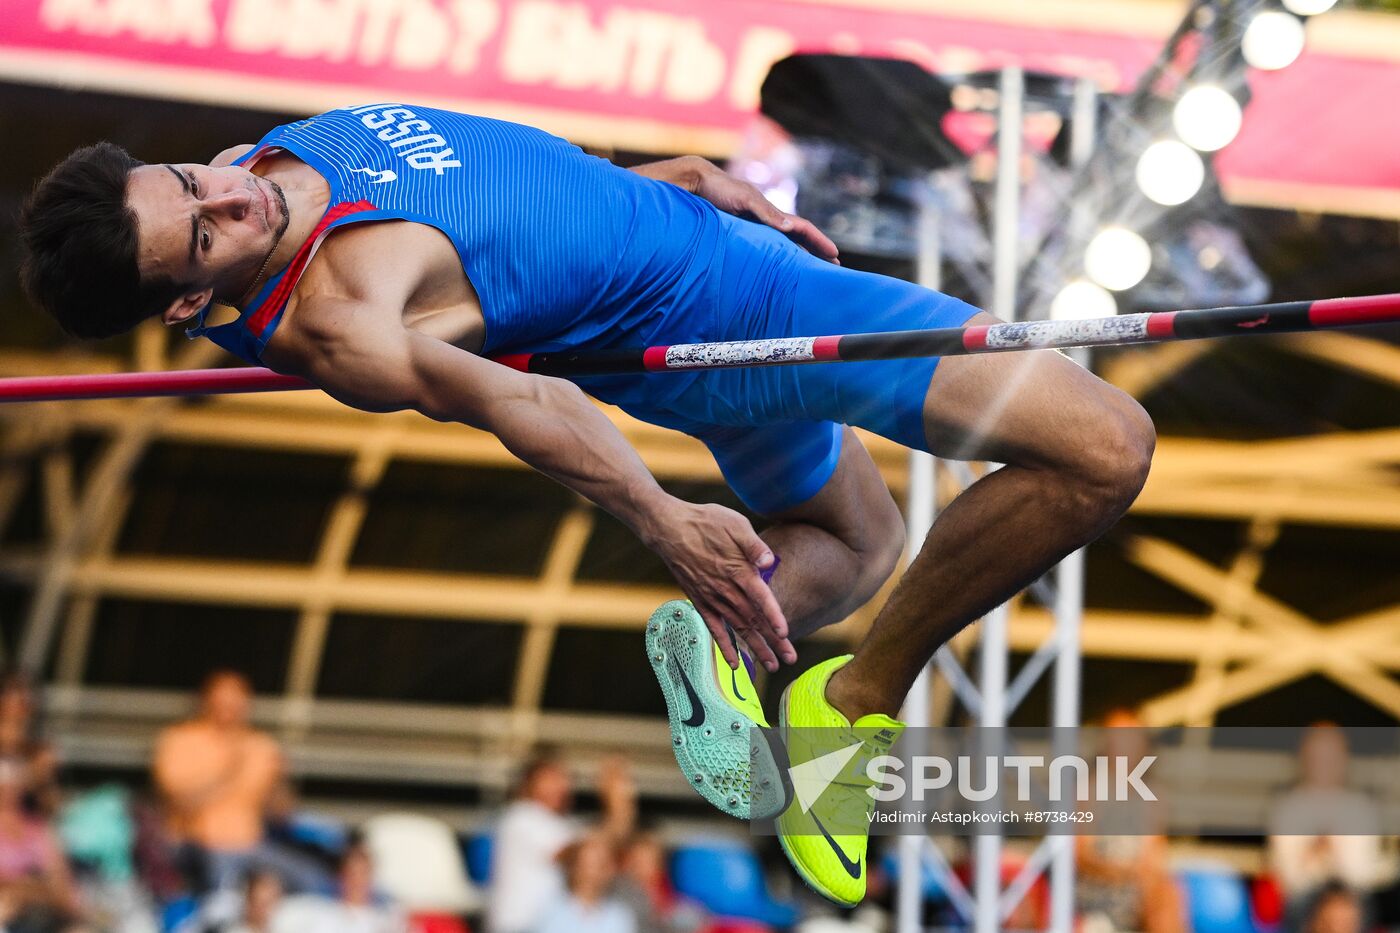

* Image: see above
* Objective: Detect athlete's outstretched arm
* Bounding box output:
[631,156,839,263]
[273,304,797,671]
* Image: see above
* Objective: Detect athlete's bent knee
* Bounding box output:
[850,494,904,602]
[868,511,906,590]
[1073,394,1155,518]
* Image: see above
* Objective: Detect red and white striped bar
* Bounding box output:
[1,293,1397,402]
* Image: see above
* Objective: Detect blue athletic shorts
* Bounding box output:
[575,215,981,515]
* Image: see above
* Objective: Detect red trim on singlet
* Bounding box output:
[245,200,379,338]
[238,145,274,170]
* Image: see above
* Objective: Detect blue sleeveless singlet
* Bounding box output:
[188,104,724,399]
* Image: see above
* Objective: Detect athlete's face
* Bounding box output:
[126,162,289,326]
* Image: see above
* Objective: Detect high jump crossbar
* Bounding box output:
[0,293,1396,403]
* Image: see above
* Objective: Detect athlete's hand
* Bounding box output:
[688,158,840,264]
[644,500,797,672]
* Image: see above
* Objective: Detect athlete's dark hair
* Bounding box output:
[18,142,185,339]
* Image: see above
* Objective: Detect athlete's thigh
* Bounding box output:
[687,418,845,517]
[600,385,837,517]
[776,253,981,451]
[919,312,1149,468]
[764,427,900,551]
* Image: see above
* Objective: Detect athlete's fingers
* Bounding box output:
[734,184,788,227]
[695,582,758,670]
[782,215,840,264]
[765,628,796,669]
[709,584,782,672]
[736,567,791,653]
[700,610,743,670]
[751,620,796,669]
[734,621,782,673]
[736,189,830,254]
[740,567,787,638]
[730,532,790,647]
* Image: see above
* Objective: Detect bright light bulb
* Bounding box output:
[1283,0,1336,15]
[1085,227,1152,292]
[1243,11,1306,71]
[1173,85,1243,152]
[1136,140,1206,206]
[1051,279,1118,320]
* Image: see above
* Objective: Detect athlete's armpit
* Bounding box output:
[264,298,495,421]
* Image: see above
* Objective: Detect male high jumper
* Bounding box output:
[18,104,1153,906]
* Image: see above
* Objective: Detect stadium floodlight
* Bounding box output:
[1051,279,1119,320]
[1085,227,1153,292]
[1243,10,1307,71]
[1173,85,1243,152]
[1282,0,1336,15]
[1136,140,1206,206]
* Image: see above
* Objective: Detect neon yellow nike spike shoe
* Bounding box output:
[775,654,905,908]
[646,600,788,820]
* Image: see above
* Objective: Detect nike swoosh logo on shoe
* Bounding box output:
[810,811,863,880]
[671,657,705,727]
[725,628,747,700]
[728,627,750,694]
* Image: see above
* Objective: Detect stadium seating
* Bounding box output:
[363,812,484,914]
[464,832,494,885]
[671,843,799,927]
[1179,861,1256,933]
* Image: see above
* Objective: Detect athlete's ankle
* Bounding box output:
[824,663,895,724]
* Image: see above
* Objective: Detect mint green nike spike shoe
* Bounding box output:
[646,600,789,820]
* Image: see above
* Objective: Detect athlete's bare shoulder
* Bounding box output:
[210,144,255,168]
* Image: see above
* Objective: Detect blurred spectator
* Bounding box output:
[1075,709,1184,933]
[262,778,341,871]
[0,671,61,819]
[58,784,159,932]
[0,756,87,933]
[129,796,186,903]
[153,671,326,893]
[280,836,406,933]
[615,832,703,933]
[220,869,282,933]
[487,751,636,933]
[534,833,634,933]
[1304,881,1365,933]
[1268,723,1381,933]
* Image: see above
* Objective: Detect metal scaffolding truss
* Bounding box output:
[887,67,1088,933]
